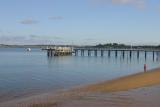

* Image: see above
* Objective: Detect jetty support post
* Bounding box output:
[137,51,140,59]
[47,49,53,57]
[88,50,91,56]
[145,51,147,60]
[122,50,125,58]
[129,50,132,59]
[47,50,50,57]
[94,50,97,56]
[75,49,78,56]
[108,50,111,57]
[115,50,118,58]
[81,49,84,56]
[101,50,104,56]
[153,51,155,61]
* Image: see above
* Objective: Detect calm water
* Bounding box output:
[0,48,160,101]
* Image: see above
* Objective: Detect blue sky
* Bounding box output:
[0,0,160,45]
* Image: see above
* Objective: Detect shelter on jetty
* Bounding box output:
[43,46,73,56]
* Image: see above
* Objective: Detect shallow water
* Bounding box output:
[0,48,160,101]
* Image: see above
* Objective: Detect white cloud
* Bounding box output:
[0,34,64,45]
[19,19,38,24]
[90,0,146,9]
[48,16,64,20]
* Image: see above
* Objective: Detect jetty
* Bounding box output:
[43,46,160,60]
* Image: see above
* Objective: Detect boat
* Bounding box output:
[26,48,31,52]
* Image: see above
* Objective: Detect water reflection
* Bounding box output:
[47,51,160,78]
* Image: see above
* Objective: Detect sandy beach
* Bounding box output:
[1,68,160,107]
[78,67,160,92]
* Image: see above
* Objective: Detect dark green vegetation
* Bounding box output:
[94,43,160,49]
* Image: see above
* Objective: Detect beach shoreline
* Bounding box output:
[1,67,160,107]
[76,67,160,92]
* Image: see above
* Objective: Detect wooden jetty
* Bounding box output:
[74,48,160,60]
[43,46,160,60]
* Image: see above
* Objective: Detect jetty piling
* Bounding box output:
[101,50,104,56]
[115,50,118,58]
[94,50,97,56]
[153,51,155,61]
[81,50,84,56]
[88,50,91,56]
[137,51,140,59]
[122,50,125,58]
[108,50,111,57]
[145,51,147,60]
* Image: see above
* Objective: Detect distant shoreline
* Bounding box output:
[0,43,160,50]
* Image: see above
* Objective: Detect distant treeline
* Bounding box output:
[94,43,160,49]
[1,43,160,49]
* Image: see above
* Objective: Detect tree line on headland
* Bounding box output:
[92,43,160,49]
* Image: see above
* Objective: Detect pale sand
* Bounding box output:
[77,68,160,92]
[1,68,160,107]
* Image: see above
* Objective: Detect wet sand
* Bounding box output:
[78,67,160,92]
[1,68,160,107]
